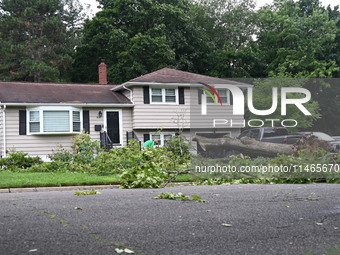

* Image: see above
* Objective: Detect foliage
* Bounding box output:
[165,136,190,161]
[71,0,214,83]
[0,0,85,82]
[74,189,100,196]
[154,192,208,202]
[119,146,171,188]
[71,131,100,164]
[89,139,143,175]
[254,0,339,78]
[0,151,42,170]
[191,148,340,183]
[154,191,189,201]
[51,132,100,165]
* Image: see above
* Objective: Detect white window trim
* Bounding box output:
[150,87,179,104]
[150,132,175,146]
[103,109,123,147]
[27,106,82,135]
[205,89,231,105]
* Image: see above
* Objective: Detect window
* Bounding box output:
[150,132,175,146]
[205,89,230,105]
[29,111,40,133]
[150,88,178,104]
[43,111,70,132]
[28,107,82,134]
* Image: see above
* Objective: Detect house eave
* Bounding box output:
[113,82,253,91]
[0,103,135,107]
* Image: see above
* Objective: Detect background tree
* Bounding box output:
[0,0,84,82]
[71,0,214,83]
[196,0,259,78]
[253,0,339,78]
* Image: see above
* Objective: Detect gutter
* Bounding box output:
[112,82,253,91]
[0,103,135,108]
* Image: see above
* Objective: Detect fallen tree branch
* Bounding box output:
[192,135,294,157]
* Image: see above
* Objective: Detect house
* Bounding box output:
[0,64,251,159]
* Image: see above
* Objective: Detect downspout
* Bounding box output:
[1,104,6,158]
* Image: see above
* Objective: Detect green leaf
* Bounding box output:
[115,248,124,254]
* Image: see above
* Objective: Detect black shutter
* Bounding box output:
[143,134,150,142]
[229,90,233,105]
[198,89,203,104]
[143,86,150,104]
[83,110,90,134]
[19,110,27,135]
[179,87,185,104]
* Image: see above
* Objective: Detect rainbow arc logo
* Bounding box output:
[199,82,223,115]
[199,82,223,105]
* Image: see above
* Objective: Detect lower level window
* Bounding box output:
[150,132,175,146]
[28,107,81,134]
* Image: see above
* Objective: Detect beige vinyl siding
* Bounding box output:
[122,108,133,145]
[132,85,244,130]
[6,107,74,156]
[132,87,190,129]
[5,107,133,157]
[85,108,103,143]
[190,104,245,129]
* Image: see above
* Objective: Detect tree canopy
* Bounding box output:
[0,0,339,133]
[0,0,84,82]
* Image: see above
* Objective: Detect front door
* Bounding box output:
[106,111,120,144]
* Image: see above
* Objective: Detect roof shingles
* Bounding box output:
[0,82,131,104]
[127,68,246,85]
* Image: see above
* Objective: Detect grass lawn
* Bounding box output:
[0,171,196,189]
[0,171,120,189]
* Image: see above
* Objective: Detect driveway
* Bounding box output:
[1,184,340,255]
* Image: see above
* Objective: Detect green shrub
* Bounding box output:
[72,131,100,164]
[50,132,100,165]
[0,151,42,170]
[165,136,190,160]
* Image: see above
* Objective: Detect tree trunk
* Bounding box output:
[192,135,294,157]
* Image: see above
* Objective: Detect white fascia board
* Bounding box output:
[113,82,252,91]
[0,103,135,107]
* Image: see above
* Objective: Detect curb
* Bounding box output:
[0,182,192,193]
[0,185,120,193]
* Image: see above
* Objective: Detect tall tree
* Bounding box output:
[0,0,84,82]
[195,0,258,78]
[71,0,214,83]
[254,0,339,78]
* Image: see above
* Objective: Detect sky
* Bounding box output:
[80,0,338,16]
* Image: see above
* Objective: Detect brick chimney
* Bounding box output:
[98,60,108,85]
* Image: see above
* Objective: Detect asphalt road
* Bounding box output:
[1,184,340,255]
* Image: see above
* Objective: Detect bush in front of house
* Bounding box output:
[50,131,100,165]
[0,150,43,171]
